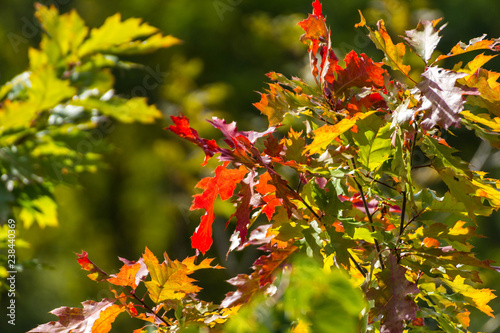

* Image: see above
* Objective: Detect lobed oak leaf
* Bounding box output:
[142,247,220,304]
[106,257,148,290]
[366,254,419,333]
[190,162,248,254]
[445,275,497,317]
[91,304,126,333]
[76,251,108,282]
[416,66,478,130]
[404,18,446,64]
[305,111,376,155]
[333,51,386,93]
[357,16,411,76]
[221,272,274,309]
[437,34,500,62]
[298,14,328,55]
[253,245,297,286]
[28,299,116,333]
[227,170,259,249]
[167,114,220,166]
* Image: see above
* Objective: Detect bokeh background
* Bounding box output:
[1,0,500,331]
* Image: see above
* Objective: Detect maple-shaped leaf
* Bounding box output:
[366,254,419,333]
[305,111,376,155]
[106,257,148,290]
[404,18,446,64]
[167,114,220,165]
[28,298,117,333]
[356,12,411,76]
[142,247,220,304]
[333,51,386,93]
[76,251,108,282]
[416,66,478,130]
[190,162,248,254]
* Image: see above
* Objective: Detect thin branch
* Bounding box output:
[127,289,170,326]
[361,172,399,192]
[350,159,385,270]
[399,191,407,237]
[349,252,367,278]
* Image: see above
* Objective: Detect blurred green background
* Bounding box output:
[1,0,500,332]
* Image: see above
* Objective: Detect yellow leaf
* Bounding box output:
[472,178,500,209]
[92,304,125,333]
[142,248,219,304]
[445,275,496,317]
[291,319,311,333]
[18,196,58,228]
[448,221,469,236]
[462,110,500,132]
[305,111,375,155]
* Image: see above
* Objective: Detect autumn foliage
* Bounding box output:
[29,0,500,332]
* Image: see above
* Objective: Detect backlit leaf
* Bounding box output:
[404,19,446,64]
[190,163,248,254]
[305,111,376,155]
[445,275,496,317]
[416,67,477,130]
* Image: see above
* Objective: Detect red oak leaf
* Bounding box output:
[253,245,297,286]
[190,162,249,254]
[76,251,108,282]
[366,254,419,333]
[227,170,259,247]
[312,0,323,18]
[334,51,386,93]
[167,114,220,165]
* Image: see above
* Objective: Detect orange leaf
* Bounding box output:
[422,237,440,248]
[107,259,147,290]
[92,304,125,333]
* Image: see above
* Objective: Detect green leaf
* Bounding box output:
[35,4,88,59]
[28,66,77,111]
[352,114,393,171]
[78,14,162,57]
[420,135,470,175]
[71,96,162,123]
